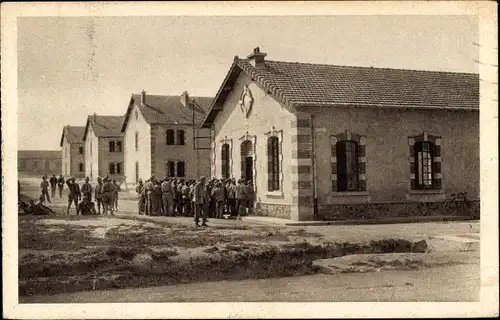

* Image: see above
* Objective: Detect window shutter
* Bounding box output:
[410,144,417,190]
[336,142,347,191]
[221,145,227,179]
[331,140,337,191]
[267,138,273,191]
[273,138,280,191]
[241,144,247,181]
[432,144,442,189]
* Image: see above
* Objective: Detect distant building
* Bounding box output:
[18,150,61,175]
[60,125,85,178]
[83,113,125,181]
[120,91,212,184]
[201,47,479,221]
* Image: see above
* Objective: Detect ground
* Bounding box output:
[17,175,480,302]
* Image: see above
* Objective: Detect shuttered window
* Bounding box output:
[415,141,434,189]
[267,136,280,191]
[177,130,186,146]
[221,144,230,179]
[166,161,175,178]
[177,161,185,178]
[336,141,360,192]
[166,130,175,145]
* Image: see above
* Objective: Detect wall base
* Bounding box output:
[255,203,291,220]
[317,201,480,221]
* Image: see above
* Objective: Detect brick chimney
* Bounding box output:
[93,112,97,123]
[141,90,146,105]
[180,91,190,108]
[247,47,267,69]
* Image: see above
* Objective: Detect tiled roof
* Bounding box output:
[202,56,479,127]
[18,150,60,159]
[121,94,213,132]
[60,125,85,146]
[83,115,124,141]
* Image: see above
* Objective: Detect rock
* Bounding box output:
[411,240,428,253]
[132,253,153,265]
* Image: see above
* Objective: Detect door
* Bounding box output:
[245,157,253,183]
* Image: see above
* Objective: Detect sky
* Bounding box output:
[17,15,478,150]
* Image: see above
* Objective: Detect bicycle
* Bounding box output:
[444,192,471,216]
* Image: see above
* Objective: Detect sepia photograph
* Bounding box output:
[2,1,498,319]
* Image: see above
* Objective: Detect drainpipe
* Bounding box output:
[311,112,318,220]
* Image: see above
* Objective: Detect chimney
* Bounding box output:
[180,91,190,108]
[93,112,97,123]
[247,47,267,69]
[141,90,146,105]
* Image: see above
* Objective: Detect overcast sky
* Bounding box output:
[17,15,478,150]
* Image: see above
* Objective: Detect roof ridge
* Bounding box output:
[238,58,478,76]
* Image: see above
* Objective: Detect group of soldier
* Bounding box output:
[40,174,121,216]
[136,176,255,227]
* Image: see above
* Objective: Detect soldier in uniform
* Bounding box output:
[112,179,121,211]
[77,196,97,215]
[101,177,115,216]
[193,176,208,227]
[161,177,174,216]
[57,174,65,197]
[144,177,155,216]
[40,176,51,203]
[66,177,81,215]
[81,177,93,201]
[136,179,145,215]
[49,174,58,198]
[94,177,103,214]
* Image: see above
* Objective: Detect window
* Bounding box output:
[166,161,175,177]
[415,141,434,189]
[135,110,139,120]
[177,161,185,178]
[166,129,175,145]
[135,132,139,151]
[79,163,84,172]
[221,144,230,179]
[267,137,280,191]
[116,163,122,174]
[336,140,360,192]
[78,146,83,154]
[135,162,139,183]
[109,141,116,152]
[177,130,186,146]
[116,141,122,152]
[109,163,116,174]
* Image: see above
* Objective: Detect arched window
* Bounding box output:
[221,144,230,179]
[109,141,116,152]
[166,161,175,177]
[414,141,434,189]
[177,161,185,178]
[166,129,175,145]
[336,140,359,192]
[177,130,186,146]
[267,137,280,191]
[109,163,116,174]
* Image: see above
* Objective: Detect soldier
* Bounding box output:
[211,181,226,219]
[226,179,236,217]
[161,177,174,216]
[181,180,191,216]
[144,177,155,216]
[136,179,145,215]
[66,177,81,215]
[193,176,208,227]
[49,174,58,198]
[245,180,255,215]
[152,180,162,216]
[101,177,115,216]
[77,196,97,216]
[94,177,103,214]
[112,179,121,211]
[81,177,93,201]
[40,176,51,203]
[57,174,65,197]
[235,179,247,217]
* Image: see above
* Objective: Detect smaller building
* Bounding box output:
[83,113,125,181]
[60,125,85,178]
[18,150,61,175]
[120,90,213,184]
